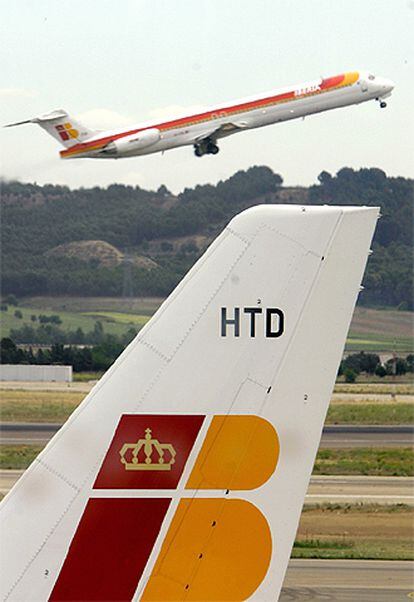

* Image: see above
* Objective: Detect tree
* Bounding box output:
[344,368,357,383]
[375,364,387,378]
[5,294,18,306]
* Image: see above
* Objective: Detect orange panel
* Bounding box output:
[342,71,359,86]
[141,498,272,601]
[186,415,279,490]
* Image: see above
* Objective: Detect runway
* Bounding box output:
[1,422,412,448]
[1,470,412,504]
[307,475,414,505]
[280,559,414,601]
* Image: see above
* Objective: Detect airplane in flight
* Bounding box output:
[0,203,378,601]
[5,70,393,160]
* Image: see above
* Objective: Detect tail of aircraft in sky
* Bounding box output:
[4,109,97,148]
[0,204,378,601]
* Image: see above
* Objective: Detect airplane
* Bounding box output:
[5,70,393,160]
[0,203,378,601]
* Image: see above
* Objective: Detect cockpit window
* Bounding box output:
[368,74,375,80]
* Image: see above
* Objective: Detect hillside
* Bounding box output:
[1,166,413,308]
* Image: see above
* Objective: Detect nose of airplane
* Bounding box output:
[381,77,395,95]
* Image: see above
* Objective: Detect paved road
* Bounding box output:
[2,471,413,505]
[319,425,413,448]
[1,422,413,448]
[307,475,414,505]
[281,559,414,601]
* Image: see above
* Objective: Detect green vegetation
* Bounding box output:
[1,337,128,371]
[2,443,412,474]
[326,403,414,424]
[1,167,413,308]
[2,391,412,424]
[338,351,414,382]
[313,448,414,476]
[82,311,150,326]
[0,303,144,342]
[72,371,103,382]
[292,538,413,560]
[0,445,42,470]
[346,333,413,352]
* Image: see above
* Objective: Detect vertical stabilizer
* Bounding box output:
[0,204,378,601]
[4,109,96,148]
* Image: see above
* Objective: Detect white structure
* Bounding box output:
[0,205,378,601]
[0,364,72,382]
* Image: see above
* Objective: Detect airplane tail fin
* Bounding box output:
[4,109,97,148]
[0,204,378,601]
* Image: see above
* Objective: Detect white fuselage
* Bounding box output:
[59,70,394,160]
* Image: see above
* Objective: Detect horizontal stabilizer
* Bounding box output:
[4,118,34,128]
[3,109,96,149]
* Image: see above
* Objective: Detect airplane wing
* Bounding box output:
[0,205,378,601]
[195,120,248,143]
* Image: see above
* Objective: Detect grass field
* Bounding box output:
[0,305,142,338]
[9,297,413,353]
[82,311,150,326]
[2,444,412,475]
[293,503,413,560]
[314,448,413,477]
[326,404,414,424]
[334,383,414,395]
[0,445,43,470]
[0,390,82,422]
[1,387,413,423]
[20,296,162,314]
[347,307,413,352]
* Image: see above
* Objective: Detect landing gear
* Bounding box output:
[193,138,220,157]
[380,100,387,109]
[207,142,219,155]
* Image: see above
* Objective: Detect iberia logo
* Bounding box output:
[55,122,79,141]
[120,427,176,471]
[50,414,279,602]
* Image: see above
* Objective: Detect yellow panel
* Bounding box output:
[343,71,359,86]
[186,415,279,490]
[141,498,272,601]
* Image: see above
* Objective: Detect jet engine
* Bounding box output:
[101,128,160,156]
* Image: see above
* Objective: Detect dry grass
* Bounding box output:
[0,390,84,422]
[294,503,414,559]
[334,383,414,395]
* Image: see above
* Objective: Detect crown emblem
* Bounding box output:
[119,428,176,471]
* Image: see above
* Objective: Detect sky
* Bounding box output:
[1,0,413,193]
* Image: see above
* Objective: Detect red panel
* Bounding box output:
[320,74,344,90]
[94,414,204,489]
[49,498,170,602]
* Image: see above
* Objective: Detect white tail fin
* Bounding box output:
[0,204,378,601]
[4,109,96,148]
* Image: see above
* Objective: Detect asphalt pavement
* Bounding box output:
[281,559,414,601]
[1,422,412,448]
